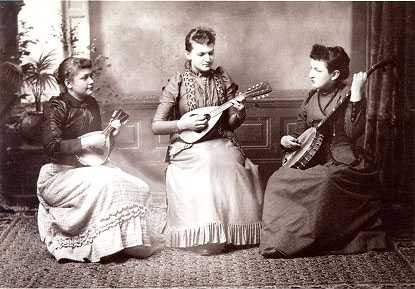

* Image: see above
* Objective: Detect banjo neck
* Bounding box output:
[316,57,397,131]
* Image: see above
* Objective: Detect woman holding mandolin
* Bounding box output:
[152,27,263,255]
[37,57,158,262]
[260,44,387,258]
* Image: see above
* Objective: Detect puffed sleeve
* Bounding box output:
[344,98,366,140]
[218,67,238,100]
[217,67,245,130]
[89,97,102,131]
[42,98,82,158]
[152,73,182,135]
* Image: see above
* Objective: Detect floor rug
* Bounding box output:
[1,215,415,288]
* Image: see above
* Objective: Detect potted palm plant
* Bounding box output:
[18,51,57,143]
[0,61,24,115]
[1,51,57,144]
[23,50,57,112]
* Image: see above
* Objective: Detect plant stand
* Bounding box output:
[1,106,46,208]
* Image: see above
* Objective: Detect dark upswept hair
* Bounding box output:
[310,44,350,81]
[56,57,92,92]
[185,26,216,52]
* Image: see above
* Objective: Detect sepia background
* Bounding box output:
[0,1,414,288]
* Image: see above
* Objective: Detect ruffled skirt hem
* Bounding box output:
[167,222,262,248]
[38,204,152,263]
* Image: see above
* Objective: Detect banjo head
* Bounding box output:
[282,127,318,168]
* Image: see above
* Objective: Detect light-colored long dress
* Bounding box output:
[153,67,263,248]
[37,93,154,262]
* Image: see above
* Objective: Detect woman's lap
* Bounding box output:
[166,138,263,247]
[260,163,386,256]
[37,163,153,262]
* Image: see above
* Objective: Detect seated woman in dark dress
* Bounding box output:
[260,44,387,258]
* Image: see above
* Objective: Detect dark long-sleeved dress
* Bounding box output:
[37,93,153,262]
[260,82,386,257]
[153,67,263,248]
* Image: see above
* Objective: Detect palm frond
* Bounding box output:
[0,62,23,90]
[36,51,55,72]
[23,51,57,90]
[36,73,57,91]
[43,73,57,88]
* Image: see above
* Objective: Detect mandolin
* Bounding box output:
[282,57,397,169]
[179,82,272,144]
[76,109,129,167]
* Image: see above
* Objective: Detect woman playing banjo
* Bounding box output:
[37,57,159,262]
[260,44,386,258]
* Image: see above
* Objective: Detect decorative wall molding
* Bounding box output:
[99,89,307,107]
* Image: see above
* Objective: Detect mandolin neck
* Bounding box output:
[209,101,238,118]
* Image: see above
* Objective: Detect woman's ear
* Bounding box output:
[185,50,192,61]
[65,79,72,89]
[330,70,340,81]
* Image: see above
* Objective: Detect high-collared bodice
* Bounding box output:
[294,82,367,165]
[157,66,238,119]
[42,92,102,164]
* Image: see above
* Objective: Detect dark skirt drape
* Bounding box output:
[260,161,386,257]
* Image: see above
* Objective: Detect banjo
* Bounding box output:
[282,57,397,169]
[76,109,129,167]
[179,82,272,144]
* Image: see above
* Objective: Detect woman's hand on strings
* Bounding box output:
[177,114,208,132]
[350,71,367,102]
[281,135,301,150]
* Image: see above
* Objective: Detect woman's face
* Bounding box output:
[186,42,215,73]
[309,58,336,90]
[67,68,94,100]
